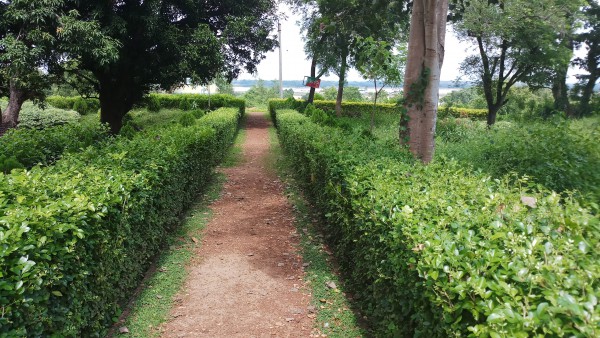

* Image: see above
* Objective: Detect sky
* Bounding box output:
[238,4,585,83]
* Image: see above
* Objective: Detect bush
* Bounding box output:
[437,119,600,206]
[438,105,489,120]
[0,122,110,168]
[0,108,242,336]
[179,112,196,126]
[148,93,245,116]
[16,102,81,129]
[146,95,161,112]
[268,97,400,119]
[191,109,206,119]
[46,96,100,115]
[0,155,24,174]
[273,108,600,337]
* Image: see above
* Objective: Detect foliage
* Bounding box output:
[437,117,600,206]
[179,112,196,127]
[13,102,80,129]
[0,107,242,336]
[146,95,161,113]
[243,79,284,108]
[147,94,245,116]
[70,0,276,133]
[0,120,109,169]
[438,105,489,119]
[452,0,581,125]
[0,0,118,126]
[572,0,600,116]
[440,87,487,109]
[46,96,100,115]
[321,86,364,102]
[0,154,24,174]
[268,98,401,119]
[273,108,600,337]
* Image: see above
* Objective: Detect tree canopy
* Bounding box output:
[68,0,278,133]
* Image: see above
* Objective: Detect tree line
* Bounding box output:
[1,0,598,162]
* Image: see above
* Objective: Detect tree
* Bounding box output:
[290,0,408,116]
[400,0,449,163]
[452,0,581,126]
[71,0,278,133]
[215,75,235,96]
[574,0,600,116]
[0,0,117,128]
[355,36,405,131]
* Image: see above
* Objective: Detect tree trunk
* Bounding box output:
[335,49,349,117]
[400,0,449,163]
[553,39,573,115]
[98,79,136,134]
[486,105,500,126]
[2,80,28,129]
[580,71,599,116]
[307,56,318,104]
[371,79,378,133]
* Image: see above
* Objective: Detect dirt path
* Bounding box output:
[160,111,314,337]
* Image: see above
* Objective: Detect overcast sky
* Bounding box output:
[239,4,584,83]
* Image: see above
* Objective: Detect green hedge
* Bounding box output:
[439,105,488,119]
[268,98,401,118]
[147,93,245,115]
[0,122,110,170]
[0,107,242,336]
[274,109,600,337]
[46,96,100,115]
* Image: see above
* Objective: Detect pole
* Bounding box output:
[278,20,283,98]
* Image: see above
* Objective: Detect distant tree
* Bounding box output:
[401,0,449,163]
[0,0,117,128]
[243,79,281,107]
[321,86,363,102]
[452,0,582,126]
[289,0,408,116]
[215,75,235,96]
[355,36,405,131]
[573,0,600,116]
[71,0,278,133]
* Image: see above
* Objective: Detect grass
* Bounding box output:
[266,112,365,337]
[116,119,246,337]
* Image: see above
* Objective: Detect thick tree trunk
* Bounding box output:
[98,79,136,134]
[580,71,599,116]
[400,0,448,163]
[335,49,348,117]
[2,80,28,129]
[486,105,501,126]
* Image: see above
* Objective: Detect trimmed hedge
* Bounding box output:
[0,107,242,336]
[147,93,245,115]
[268,98,401,118]
[438,105,488,120]
[46,96,100,115]
[0,122,110,170]
[274,109,600,337]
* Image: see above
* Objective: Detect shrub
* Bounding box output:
[437,119,600,206]
[0,122,110,169]
[438,105,488,120]
[148,93,245,116]
[46,96,100,115]
[0,155,24,174]
[0,108,242,336]
[273,108,600,337]
[179,97,191,111]
[147,95,161,112]
[191,109,206,119]
[268,97,400,119]
[17,102,80,129]
[179,112,196,126]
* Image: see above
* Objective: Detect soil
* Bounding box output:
[160,110,315,337]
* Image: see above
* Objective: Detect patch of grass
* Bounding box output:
[117,174,226,338]
[128,108,184,130]
[221,114,247,167]
[267,119,365,338]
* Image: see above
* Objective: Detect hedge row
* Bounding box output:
[268,98,401,118]
[147,93,245,115]
[273,109,600,337]
[0,107,242,336]
[46,96,100,115]
[0,122,109,171]
[439,105,488,119]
